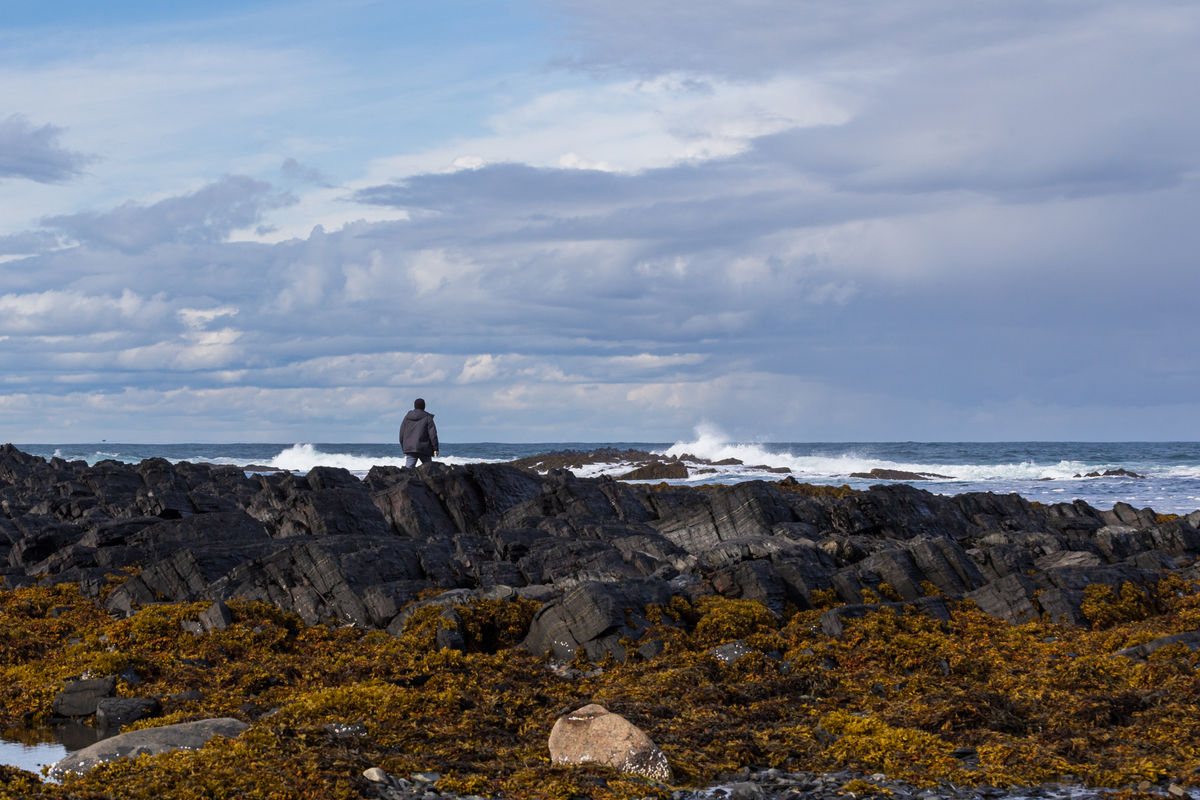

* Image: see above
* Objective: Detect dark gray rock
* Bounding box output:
[965,564,1162,625]
[711,559,791,616]
[9,521,83,568]
[965,574,1041,623]
[52,676,117,717]
[619,461,688,480]
[1114,630,1200,660]
[96,696,162,731]
[907,536,987,594]
[649,481,798,552]
[522,579,673,662]
[1034,550,1103,570]
[200,600,234,632]
[372,472,458,539]
[1102,502,1159,529]
[250,472,392,539]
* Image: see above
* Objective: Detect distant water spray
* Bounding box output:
[661,424,797,469]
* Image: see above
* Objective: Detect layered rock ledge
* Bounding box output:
[3,444,1197,660]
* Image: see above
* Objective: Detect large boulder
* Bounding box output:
[548,703,672,783]
[49,717,250,779]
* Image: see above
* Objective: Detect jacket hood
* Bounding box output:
[403,409,433,421]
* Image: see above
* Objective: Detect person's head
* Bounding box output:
[414,398,425,410]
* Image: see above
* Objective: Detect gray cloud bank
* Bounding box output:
[0,114,92,183]
[43,176,296,254]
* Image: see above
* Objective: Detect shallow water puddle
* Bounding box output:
[1,722,103,778]
[0,738,66,774]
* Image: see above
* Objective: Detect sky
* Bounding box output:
[2,0,1199,444]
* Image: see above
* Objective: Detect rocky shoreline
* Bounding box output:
[3,442,1196,645]
[3,443,1200,798]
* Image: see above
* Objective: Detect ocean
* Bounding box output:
[13,436,1200,516]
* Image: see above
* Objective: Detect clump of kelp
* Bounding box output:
[2,576,1200,800]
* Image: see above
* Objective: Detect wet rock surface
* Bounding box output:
[48,717,250,779]
[3,443,1200,664]
[357,767,1197,800]
[849,468,954,481]
[50,677,115,719]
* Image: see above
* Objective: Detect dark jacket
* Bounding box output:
[399,409,438,456]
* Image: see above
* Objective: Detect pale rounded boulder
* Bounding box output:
[548,703,672,783]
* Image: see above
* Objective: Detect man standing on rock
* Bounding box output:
[399,398,439,468]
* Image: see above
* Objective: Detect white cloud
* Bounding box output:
[178,306,238,330]
[457,354,500,384]
[407,249,481,296]
[0,289,169,334]
[607,353,707,370]
[112,327,244,371]
[362,74,852,182]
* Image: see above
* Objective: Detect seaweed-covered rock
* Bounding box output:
[1114,630,1200,660]
[819,596,951,637]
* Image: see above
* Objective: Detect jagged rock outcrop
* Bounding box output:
[522,579,675,661]
[619,461,689,480]
[3,444,1200,661]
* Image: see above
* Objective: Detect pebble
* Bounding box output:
[361,766,1200,800]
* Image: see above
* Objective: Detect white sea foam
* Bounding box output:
[657,426,1149,483]
[265,444,487,475]
[1163,464,1200,479]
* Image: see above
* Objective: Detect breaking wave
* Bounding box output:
[659,425,1165,484]
[265,444,487,475]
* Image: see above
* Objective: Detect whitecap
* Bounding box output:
[265,444,489,475]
